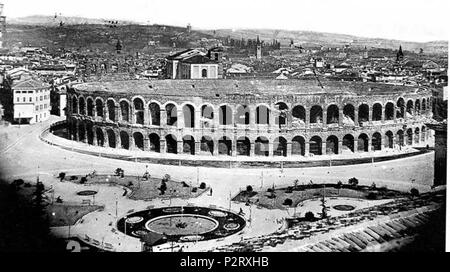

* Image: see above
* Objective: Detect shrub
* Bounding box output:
[80,177,87,184]
[348,177,359,186]
[70,175,78,180]
[128,181,133,187]
[283,198,293,206]
[115,168,123,176]
[246,185,253,192]
[336,180,343,188]
[182,181,189,187]
[285,186,293,193]
[410,188,420,197]
[370,182,377,190]
[199,182,206,189]
[58,172,66,181]
[367,192,378,200]
[304,211,315,221]
[191,187,197,193]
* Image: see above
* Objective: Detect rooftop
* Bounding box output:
[12,78,50,90]
[73,79,429,97]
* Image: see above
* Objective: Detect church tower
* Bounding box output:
[396,45,404,62]
[256,35,262,60]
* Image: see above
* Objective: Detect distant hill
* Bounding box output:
[202,29,448,54]
[7,15,137,26]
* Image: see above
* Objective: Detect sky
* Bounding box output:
[2,0,449,42]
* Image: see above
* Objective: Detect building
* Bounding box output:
[166,49,222,79]
[256,36,262,60]
[12,78,51,124]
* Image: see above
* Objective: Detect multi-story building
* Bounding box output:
[166,49,222,79]
[13,78,51,124]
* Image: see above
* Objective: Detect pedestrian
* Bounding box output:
[210,188,213,196]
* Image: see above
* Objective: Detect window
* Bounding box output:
[40,96,43,101]
[23,97,26,102]
[36,106,39,111]
[201,68,208,78]
[17,97,20,102]
[40,105,43,110]
[29,97,32,102]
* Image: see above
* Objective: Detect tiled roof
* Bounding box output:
[12,78,50,90]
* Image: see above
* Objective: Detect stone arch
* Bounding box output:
[372,103,382,121]
[200,136,214,155]
[133,97,145,125]
[235,105,250,125]
[107,99,116,121]
[183,104,195,128]
[326,135,339,154]
[385,102,395,120]
[372,132,382,151]
[237,136,250,156]
[133,132,144,150]
[309,136,322,155]
[342,134,354,153]
[255,136,269,156]
[357,133,369,152]
[218,136,232,156]
[86,122,94,145]
[165,103,177,126]
[358,104,369,124]
[107,129,116,148]
[292,105,306,126]
[96,127,104,146]
[385,131,394,148]
[149,133,160,152]
[310,105,323,124]
[95,98,104,118]
[414,127,420,144]
[396,130,404,147]
[87,97,94,117]
[406,128,413,145]
[256,105,270,125]
[421,98,427,112]
[273,136,287,156]
[79,97,86,115]
[78,123,85,142]
[415,99,421,115]
[343,104,355,125]
[120,131,129,149]
[275,102,289,126]
[406,99,414,117]
[421,126,426,142]
[120,100,130,122]
[427,97,431,110]
[326,104,339,124]
[219,104,233,125]
[149,102,161,126]
[72,96,78,114]
[292,136,305,156]
[182,135,195,155]
[396,97,405,118]
[165,134,177,154]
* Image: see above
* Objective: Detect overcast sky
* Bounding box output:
[2,0,449,42]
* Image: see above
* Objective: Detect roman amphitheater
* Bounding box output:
[65,79,433,162]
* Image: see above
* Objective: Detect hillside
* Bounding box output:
[6,15,137,26]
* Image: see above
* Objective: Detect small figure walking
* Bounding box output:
[238,208,245,216]
[209,188,213,196]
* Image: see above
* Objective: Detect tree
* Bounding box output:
[348,177,359,187]
[58,172,66,182]
[410,188,420,197]
[246,185,253,193]
[304,211,315,221]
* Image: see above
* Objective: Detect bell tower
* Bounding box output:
[256,35,262,60]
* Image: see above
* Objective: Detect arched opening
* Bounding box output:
[219,105,232,125]
[406,128,413,145]
[96,128,104,146]
[342,134,354,153]
[79,97,86,115]
[372,132,382,151]
[372,103,382,121]
[385,102,394,120]
[275,102,288,126]
[414,127,420,144]
[310,105,323,124]
[235,105,250,125]
[326,105,339,124]
[201,105,214,128]
[200,136,213,155]
[165,104,177,126]
[165,134,177,154]
[421,126,426,142]
[201,68,207,78]
[326,135,338,154]
[183,104,195,128]
[396,98,405,119]
[78,124,85,142]
[309,136,322,155]
[358,133,369,152]
[292,136,305,156]
[237,137,250,156]
[133,132,144,150]
[95,99,104,118]
[218,136,232,156]
[182,135,195,155]
[149,133,160,152]
[427,98,431,110]
[72,97,78,114]
[421,98,426,113]
[273,137,287,156]
[385,131,393,149]
[70,122,77,140]
[292,105,306,126]
[343,104,355,125]
[358,104,369,124]
[120,101,130,122]
[406,100,414,117]
[133,98,145,125]
[256,105,269,125]
[107,129,116,148]
[149,103,160,126]
[415,99,421,115]
[107,100,116,121]
[255,136,269,156]
[396,130,404,147]
[87,98,94,117]
[120,131,129,150]
[86,123,94,145]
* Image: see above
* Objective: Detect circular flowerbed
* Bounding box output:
[76,190,98,196]
[332,204,356,211]
[117,206,246,243]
